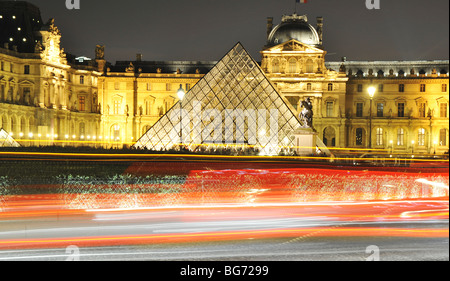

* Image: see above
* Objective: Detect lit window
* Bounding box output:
[326,102,333,117]
[397,128,404,146]
[114,100,121,115]
[289,59,296,74]
[272,59,280,73]
[357,84,363,92]
[305,59,314,73]
[377,103,384,117]
[376,128,384,146]
[442,84,448,92]
[80,76,85,85]
[307,83,312,91]
[418,128,426,146]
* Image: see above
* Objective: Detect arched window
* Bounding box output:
[327,83,333,91]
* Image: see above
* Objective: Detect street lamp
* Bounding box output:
[177,84,186,150]
[367,86,376,149]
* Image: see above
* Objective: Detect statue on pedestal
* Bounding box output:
[299,97,313,129]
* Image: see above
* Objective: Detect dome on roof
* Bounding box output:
[267,14,320,47]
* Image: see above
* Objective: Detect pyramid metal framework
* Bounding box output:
[133,43,303,154]
[0,128,21,147]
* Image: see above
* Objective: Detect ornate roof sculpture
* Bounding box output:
[133,43,303,155]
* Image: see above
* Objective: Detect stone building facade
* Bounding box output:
[0,1,448,154]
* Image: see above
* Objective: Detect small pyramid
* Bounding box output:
[0,128,21,147]
[134,42,302,155]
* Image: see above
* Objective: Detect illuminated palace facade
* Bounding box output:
[0,1,449,154]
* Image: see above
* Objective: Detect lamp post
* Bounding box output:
[367,86,376,149]
[177,84,186,150]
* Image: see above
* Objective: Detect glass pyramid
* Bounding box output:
[0,128,21,147]
[134,43,302,155]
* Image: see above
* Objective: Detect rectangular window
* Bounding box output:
[399,84,405,93]
[356,103,363,117]
[442,84,448,92]
[326,102,333,117]
[398,103,405,117]
[376,128,384,146]
[114,100,120,115]
[397,128,404,146]
[357,84,363,92]
[166,83,172,91]
[377,103,384,117]
[1,61,4,71]
[418,128,426,146]
[420,84,426,92]
[356,128,363,146]
[440,129,447,146]
[114,82,120,90]
[78,96,86,112]
[24,65,30,75]
[80,76,85,85]
[440,103,448,118]
[418,102,426,118]
[147,83,152,91]
[378,84,384,93]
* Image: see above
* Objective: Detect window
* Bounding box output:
[288,59,296,74]
[440,129,447,146]
[305,59,314,73]
[1,61,4,71]
[399,84,405,92]
[114,82,120,90]
[307,83,312,91]
[378,84,384,93]
[418,128,426,146]
[418,102,426,118]
[24,65,30,75]
[272,59,280,73]
[440,103,448,118]
[356,128,363,146]
[186,84,190,91]
[328,83,333,91]
[113,100,121,115]
[443,84,448,92]
[147,83,152,91]
[397,128,404,146]
[376,128,384,146]
[166,83,172,91]
[80,76,85,85]
[356,103,363,117]
[326,102,333,117]
[78,96,86,111]
[377,103,384,117]
[398,103,405,117]
[420,84,426,92]
[357,84,363,92]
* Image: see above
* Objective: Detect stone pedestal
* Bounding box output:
[292,128,318,156]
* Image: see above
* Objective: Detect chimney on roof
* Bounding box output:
[267,17,273,40]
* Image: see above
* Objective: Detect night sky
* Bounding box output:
[17,0,450,63]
